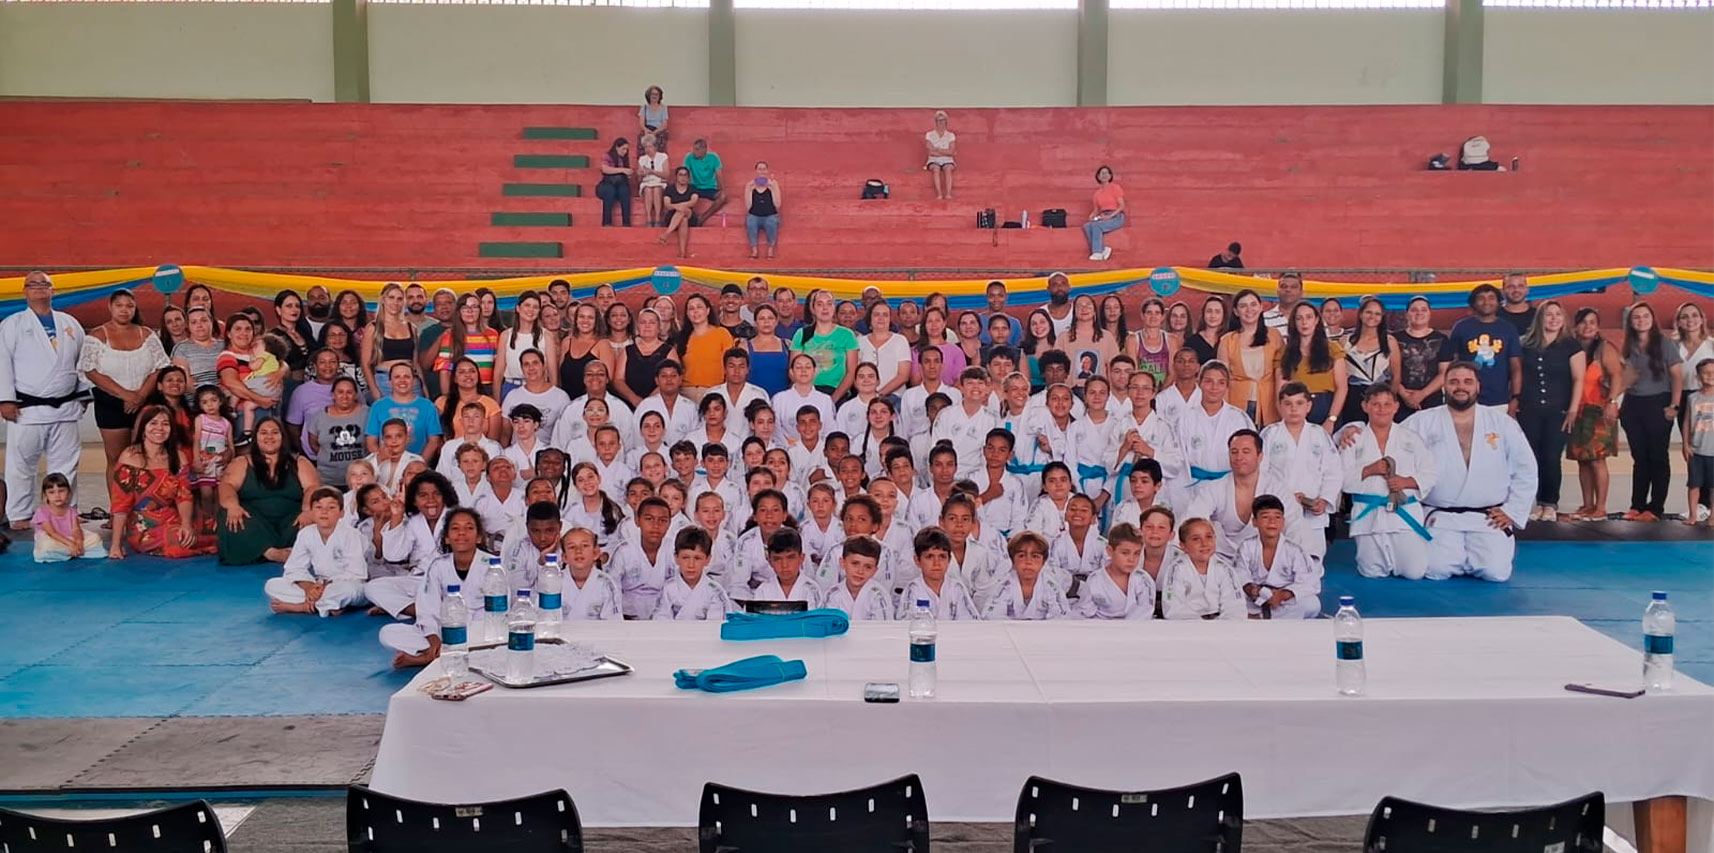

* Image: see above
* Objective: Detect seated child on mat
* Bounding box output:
[32,473,106,563]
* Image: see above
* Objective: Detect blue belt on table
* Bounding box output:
[1350,492,1433,541]
[1190,466,1229,482]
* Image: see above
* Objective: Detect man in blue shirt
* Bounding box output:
[684,138,728,226]
[1438,284,1523,409]
[978,280,1022,345]
[364,363,442,459]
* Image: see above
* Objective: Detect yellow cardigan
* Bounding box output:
[1217,328,1284,425]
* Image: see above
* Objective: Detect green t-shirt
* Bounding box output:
[791,325,859,390]
[684,151,723,190]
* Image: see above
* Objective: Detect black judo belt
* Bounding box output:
[1426,504,1515,537]
[12,390,90,409]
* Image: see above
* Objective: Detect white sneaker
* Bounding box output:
[1088,253,1103,261]
[1697,504,1711,523]
[1099,247,1113,261]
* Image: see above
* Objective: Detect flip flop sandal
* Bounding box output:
[80,507,111,521]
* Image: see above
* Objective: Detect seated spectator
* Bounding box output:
[596,138,633,228]
[1084,165,1125,262]
[637,133,669,228]
[657,167,700,259]
[745,161,782,260]
[638,84,670,152]
[924,110,957,200]
[109,406,216,560]
[684,138,728,225]
[1209,241,1244,270]
[33,473,106,563]
[218,417,321,565]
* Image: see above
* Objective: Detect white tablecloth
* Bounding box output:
[370,617,1714,826]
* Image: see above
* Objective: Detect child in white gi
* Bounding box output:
[266,487,369,616]
[610,496,677,618]
[1109,458,1167,531]
[1077,522,1156,620]
[1339,385,1438,580]
[1160,518,1249,620]
[691,490,739,591]
[435,402,502,481]
[558,527,622,620]
[983,531,1074,620]
[799,482,845,568]
[1024,461,1076,538]
[746,527,826,606]
[1236,495,1321,619]
[731,488,795,598]
[1047,493,1107,588]
[822,534,895,620]
[652,527,736,620]
[1260,382,1342,563]
[895,526,980,620]
[970,428,1027,536]
[378,507,495,669]
[930,367,998,479]
[939,492,998,602]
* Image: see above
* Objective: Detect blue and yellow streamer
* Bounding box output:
[0,263,1706,317]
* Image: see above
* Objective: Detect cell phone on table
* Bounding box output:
[863,682,901,703]
[1564,683,1644,699]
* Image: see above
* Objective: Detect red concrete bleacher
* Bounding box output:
[0,100,1710,275]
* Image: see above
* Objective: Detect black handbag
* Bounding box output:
[861,179,889,199]
[1040,208,1068,228]
[976,208,996,229]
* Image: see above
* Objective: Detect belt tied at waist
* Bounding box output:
[1351,492,1433,542]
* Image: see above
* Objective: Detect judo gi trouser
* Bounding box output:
[1426,528,1515,582]
[379,623,432,655]
[1353,532,1428,580]
[6,420,81,523]
[265,578,370,616]
[364,575,421,618]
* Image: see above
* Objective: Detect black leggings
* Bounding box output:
[596,177,632,226]
[1516,403,1568,505]
[1620,392,1673,514]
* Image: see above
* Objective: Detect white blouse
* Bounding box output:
[80,331,170,392]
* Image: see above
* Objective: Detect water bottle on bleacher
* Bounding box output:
[507,589,537,682]
[440,584,469,680]
[537,553,564,641]
[908,599,937,699]
[1335,596,1365,696]
[1644,591,1674,691]
[480,556,509,643]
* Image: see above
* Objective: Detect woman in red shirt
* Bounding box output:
[1084,165,1126,263]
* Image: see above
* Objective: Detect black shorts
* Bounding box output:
[91,387,134,430]
[1689,454,1714,490]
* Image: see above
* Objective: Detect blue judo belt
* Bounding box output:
[1350,493,1434,542]
[1112,461,1136,503]
[1007,460,1046,477]
[1190,466,1230,482]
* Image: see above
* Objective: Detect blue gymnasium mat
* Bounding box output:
[0,541,1707,718]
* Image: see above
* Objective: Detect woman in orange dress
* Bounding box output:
[1566,307,1624,520]
[107,405,216,559]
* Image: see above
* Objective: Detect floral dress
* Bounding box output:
[110,464,217,557]
[1567,351,1618,462]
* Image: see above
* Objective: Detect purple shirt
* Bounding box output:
[285,380,335,457]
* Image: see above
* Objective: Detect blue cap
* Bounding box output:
[1339,595,1355,606]
[1652,591,1668,600]
[447,584,460,594]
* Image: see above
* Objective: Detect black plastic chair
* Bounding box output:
[0,800,227,852]
[1013,772,1243,852]
[346,785,583,852]
[699,773,930,852]
[1363,792,1604,852]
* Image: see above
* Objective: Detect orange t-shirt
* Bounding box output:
[1093,182,1125,214]
[682,327,735,387]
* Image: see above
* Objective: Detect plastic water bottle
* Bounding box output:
[506,589,537,682]
[908,599,937,699]
[480,556,509,643]
[440,584,470,680]
[536,554,564,641]
[1334,595,1365,696]
[1644,591,1675,691]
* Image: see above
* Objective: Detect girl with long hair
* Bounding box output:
[1278,301,1347,429]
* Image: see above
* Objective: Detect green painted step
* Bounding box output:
[514,154,590,169]
[521,127,598,140]
[503,183,581,197]
[491,212,572,227]
[479,242,562,259]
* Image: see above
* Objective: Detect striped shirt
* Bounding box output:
[433,329,501,385]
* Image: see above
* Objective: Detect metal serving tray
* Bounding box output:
[466,638,635,689]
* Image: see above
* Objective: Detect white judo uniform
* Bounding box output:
[435,435,502,481]
[377,549,501,655]
[559,569,623,620]
[1066,414,1121,505]
[823,579,896,620]
[1186,470,1304,564]
[651,574,736,621]
[1023,495,1073,539]
[748,575,827,608]
[0,307,88,524]
[633,393,700,445]
[265,522,371,616]
[728,525,783,599]
[1159,550,1249,620]
[554,393,636,448]
[1405,405,1536,583]
[798,518,845,570]
[968,466,1028,536]
[1047,526,1108,588]
[609,539,678,618]
[1233,537,1321,619]
[1108,408,1188,516]
[981,574,1076,621]
[1340,422,1439,581]
[897,382,961,440]
[931,402,999,479]
[1175,402,1255,498]
[894,576,981,621]
[1076,567,1158,620]
[1258,422,1343,562]
[366,511,450,617]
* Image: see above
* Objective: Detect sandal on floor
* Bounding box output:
[80,507,111,522]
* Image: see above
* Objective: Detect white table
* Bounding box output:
[370,617,1714,827]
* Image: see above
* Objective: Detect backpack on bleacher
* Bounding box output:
[1457,136,1500,171]
[861,179,889,199]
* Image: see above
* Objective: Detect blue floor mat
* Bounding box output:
[0,542,1708,718]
